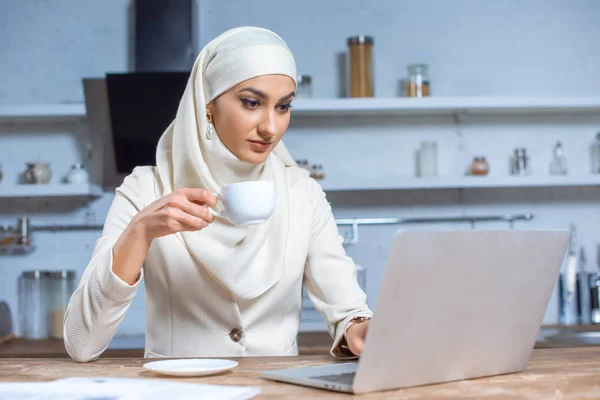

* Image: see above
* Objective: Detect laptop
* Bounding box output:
[261,230,570,394]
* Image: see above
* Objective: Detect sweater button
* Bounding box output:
[229,328,242,343]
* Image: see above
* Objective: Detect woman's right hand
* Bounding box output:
[132,188,217,240]
[112,188,217,285]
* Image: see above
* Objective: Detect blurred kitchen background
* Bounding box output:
[1,0,600,349]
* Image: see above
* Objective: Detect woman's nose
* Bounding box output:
[257,111,277,138]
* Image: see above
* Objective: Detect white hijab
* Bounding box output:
[156,27,298,300]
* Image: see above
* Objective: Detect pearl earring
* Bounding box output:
[206,122,214,140]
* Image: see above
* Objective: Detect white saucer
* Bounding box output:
[142,358,239,377]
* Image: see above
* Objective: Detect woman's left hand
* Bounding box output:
[345,320,370,356]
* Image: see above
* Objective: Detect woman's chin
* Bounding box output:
[239,150,270,164]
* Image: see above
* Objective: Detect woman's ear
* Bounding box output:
[206,103,214,123]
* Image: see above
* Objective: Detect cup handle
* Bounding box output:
[209,208,225,218]
[208,193,225,219]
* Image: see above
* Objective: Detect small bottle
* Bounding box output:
[406,64,430,98]
[559,224,578,326]
[470,157,489,176]
[511,148,530,176]
[311,164,325,180]
[16,217,31,246]
[591,273,600,324]
[549,141,568,175]
[591,132,600,174]
[577,248,591,324]
[592,244,600,324]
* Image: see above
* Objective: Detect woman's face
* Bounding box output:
[207,74,296,164]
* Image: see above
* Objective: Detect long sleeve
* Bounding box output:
[302,178,373,360]
[63,167,150,362]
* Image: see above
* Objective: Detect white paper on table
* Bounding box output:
[0,377,261,400]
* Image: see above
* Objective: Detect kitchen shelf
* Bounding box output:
[319,175,600,191]
[0,183,103,198]
[292,96,600,117]
[2,97,599,122]
[0,104,86,122]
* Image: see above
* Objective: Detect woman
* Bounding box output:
[64,26,372,362]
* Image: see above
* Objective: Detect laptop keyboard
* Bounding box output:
[309,372,355,385]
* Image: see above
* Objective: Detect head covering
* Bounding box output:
[155,26,298,299]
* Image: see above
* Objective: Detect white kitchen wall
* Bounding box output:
[1,0,600,337]
[198,0,600,97]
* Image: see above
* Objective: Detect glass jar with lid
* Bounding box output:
[48,270,76,339]
[296,75,312,99]
[347,35,374,97]
[549,141,568,175]
[19,270,50,339]
[406,63,430,97]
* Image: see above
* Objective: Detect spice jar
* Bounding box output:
[347,35,374,98]
[406,63,430,97]
[19,270,50,339]
[310,164,325,180]
[48,270,76,339]
[470,157,490,176]
[296,75,312,99]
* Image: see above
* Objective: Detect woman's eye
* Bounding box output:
[241,98,259,109]
[277,103,292,112]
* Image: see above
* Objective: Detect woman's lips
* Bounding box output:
[248,140,272,151]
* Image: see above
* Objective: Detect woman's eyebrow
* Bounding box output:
[239,87,268,99]
[278,92,295,102]
[238,88,295,102]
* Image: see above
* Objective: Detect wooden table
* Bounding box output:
[2,326,599,359]
[1,347,599,399]
[0,332,333,358]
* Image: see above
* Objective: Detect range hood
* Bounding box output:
[83,0,195,187]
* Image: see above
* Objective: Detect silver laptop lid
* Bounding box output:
[353,230,570,394]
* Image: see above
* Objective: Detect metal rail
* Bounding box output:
[1,212,534,247]
[335,213,533,244]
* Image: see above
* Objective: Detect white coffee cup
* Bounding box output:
[209,181,275,226]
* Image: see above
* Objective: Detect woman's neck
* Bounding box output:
[204,133,265,186]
